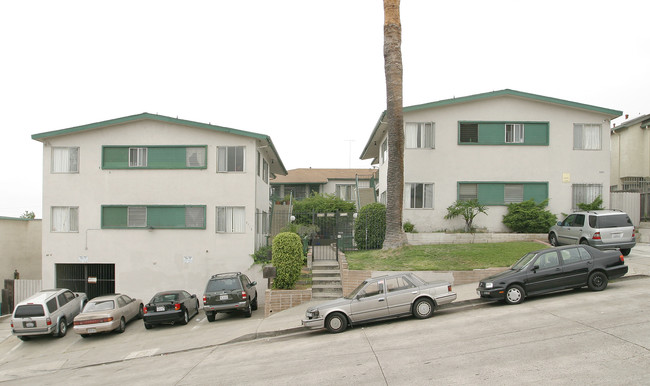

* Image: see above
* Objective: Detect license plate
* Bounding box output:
[612,233,623,239]
[220,295,228,300]
[25,322,35,328]
[156,306,165,312]
[87,328,96,333]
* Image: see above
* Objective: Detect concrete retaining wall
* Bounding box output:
[407,232,548,245]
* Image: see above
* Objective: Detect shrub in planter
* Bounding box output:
[354,203,386,250]
[271,232,304,289]
[502,199,557,233]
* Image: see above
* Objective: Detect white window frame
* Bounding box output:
[572,184,602,210]
[51,206,79,232]
[405,122,435,149]
[380,139,388,164]
[573,123,602,150]
[127,206,147,227]
[185,147,206,167]
[405,183,434,209]
[129,147,147,167]
[51,147,79,173]
[216,206,246,233]
[505,124,524,143]
[336,184,356,201]
[217,146,245,172]
[263,159,269,183]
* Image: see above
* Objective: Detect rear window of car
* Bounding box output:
[206,278,241,292]
[152,293,179,303]
[14,304,45,318]
[590,214,633,228]
[84,300,115,312]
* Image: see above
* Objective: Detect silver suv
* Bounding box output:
[548,210,636,256]
[11,289,88,341]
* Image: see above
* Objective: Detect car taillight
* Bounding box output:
[175,303,181,311]
[203,295,207,304]
[592,232,601,240]
[74,317,113,325]
[10,322,13,328]
[448,285,452,292]
[633,228,636,238]
[46,317,52,326]
[241,291,247,300]
[620,254,625,263]
[143,306,148,314]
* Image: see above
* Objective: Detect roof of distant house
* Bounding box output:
[611,113,650,132]
[270,168,377,184]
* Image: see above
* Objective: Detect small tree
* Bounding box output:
[444,200,488,232]
[502,199,557,233]
[354,203,386,250]
[20,211,35,219]
[271,232,303,289]
[577,195,604,211]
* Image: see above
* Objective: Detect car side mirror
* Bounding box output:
[191,294,197,298]
[250,281,257,287]
[557,221,562,226]
[533,265,540,271]
[75,294,79,297]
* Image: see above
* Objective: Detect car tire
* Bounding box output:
[412,298,434,319]
[588,271,608,291]
[56,318,67,338]
[206,312,215,322]
[180,310,189,325]
[580,239,590,245]
[504,285,525,305]
[116,317,126,333]
[620,248,631,256]
[549,233,559,247]
[144,323,153,330]
[251,293,258,311]
[325,312,348,333]
[243,302,252,318]
[138,304,144,319]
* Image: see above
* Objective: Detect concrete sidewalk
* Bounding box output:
[255,244,650,337]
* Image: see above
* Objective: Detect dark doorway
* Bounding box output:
[56,263,115,300]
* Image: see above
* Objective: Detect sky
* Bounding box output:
[1,0,648,219]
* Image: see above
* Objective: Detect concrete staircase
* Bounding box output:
[357,187,376,209]
[311,260,343,300]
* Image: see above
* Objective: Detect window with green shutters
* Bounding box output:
[457,182,548,205]
[102,146,207,169]
[101,205,206,229]
[458,122,549,145]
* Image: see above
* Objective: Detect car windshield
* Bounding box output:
[345,280,369,299]
[83,300,115,312]
[152,293,179,303]
[207,278,240,292]
[511,252,537,270]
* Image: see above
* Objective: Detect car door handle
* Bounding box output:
[378,298,385,302]
[411,291,418,294]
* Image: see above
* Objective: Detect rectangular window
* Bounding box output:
[406,183,434,209]
[127,207,147,227]
[216,206,246,233]
[217,146,245,172]
[185,147,206,167]
[263,159,269,183]
[459,123,479,143]
[256,152,261,176]
[102,205,205,229]
[185,207,205,228]
[504,184,524,203]
[572,184,602,210]
[459,183,478,201]
[405,122,434,149]
[336,185,356,201]
[51,206,78,232]
[380,139,388,164]
[52,147,79,173]
[573,124,602,150]
[129,148,147,167]
[505,124,524,143]
[380,191,387,205]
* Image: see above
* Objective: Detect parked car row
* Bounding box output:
[10,272,259,341]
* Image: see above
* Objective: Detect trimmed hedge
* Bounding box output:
[354,203,386,250]
[271,232,304,289]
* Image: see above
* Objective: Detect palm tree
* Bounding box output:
[382,0,407,249]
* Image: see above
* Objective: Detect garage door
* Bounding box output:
[55,264,115,300]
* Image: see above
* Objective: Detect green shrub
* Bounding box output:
[251,245,272,264]
[292,193,356,224]
[502,199,557,233]
[403,221,416,233]
[444,199,488,233]
[354,203,386,250]
[577,195,604,211]
[271,232,304,289]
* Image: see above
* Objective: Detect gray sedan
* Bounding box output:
[302,273,456,333]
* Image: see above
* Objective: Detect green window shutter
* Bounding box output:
[478,183,504,205]
[524,183,548,202]
[147,206,186,228]
[103,147,129,168]
[102,206,127,228]
[477,123,504,145]
[148,147,186,168]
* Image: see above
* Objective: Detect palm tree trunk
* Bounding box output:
[382,0,407,249]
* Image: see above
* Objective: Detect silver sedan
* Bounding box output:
[302,272,456,333]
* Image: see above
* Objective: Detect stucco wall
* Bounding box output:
[0,218,42,281]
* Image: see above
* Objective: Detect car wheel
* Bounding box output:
[549,233,559,247]
[18,336,30,341]
[116,317,126,333]
[243,302,252,318]
[181,310,189,325]
[56,318,67,338]
[412,298,434,319]
[621,248,631,256]
[138,304,144,319]
[504,285,525,305]
[580,239,590,245]
[144,323,153,330]
[325,312,347,333]
[206,312,216,322]
[251,293,258,311]
[588,271,608,291]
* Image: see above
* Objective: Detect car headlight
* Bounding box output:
[485,282,494,289]
[305,309,319,319]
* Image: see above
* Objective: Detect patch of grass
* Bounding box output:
[345,242,545,271]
